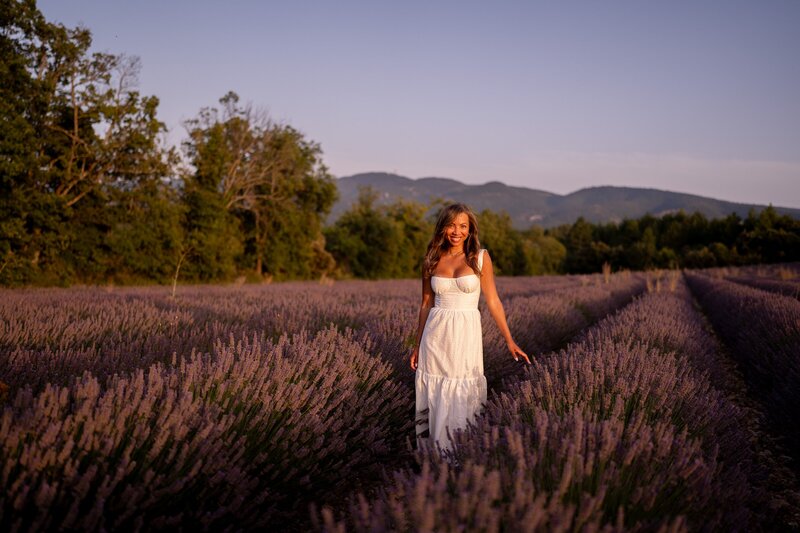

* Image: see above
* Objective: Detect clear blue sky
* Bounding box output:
[39,0,800,207]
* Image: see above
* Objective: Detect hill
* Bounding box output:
[331,172,800,228]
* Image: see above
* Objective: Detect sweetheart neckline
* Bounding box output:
[431,274,478,280]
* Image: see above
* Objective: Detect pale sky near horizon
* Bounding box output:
[38,1,800,207]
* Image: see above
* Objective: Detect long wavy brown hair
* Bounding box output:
[423,203,482,278]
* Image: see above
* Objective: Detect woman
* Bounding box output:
[410,203,530,450]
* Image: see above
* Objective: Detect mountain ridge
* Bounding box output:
[330,172,800,229]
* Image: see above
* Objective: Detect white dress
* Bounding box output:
[415,249,488,450]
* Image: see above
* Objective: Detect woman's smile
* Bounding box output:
[446,213,470,249]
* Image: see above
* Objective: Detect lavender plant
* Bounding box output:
[726,276,800,301]
[685,273,800,476]
[2,270,790,531]
[320,277,774,531]
[1,328,412,530]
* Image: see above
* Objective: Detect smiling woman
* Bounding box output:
[410,203,531,452]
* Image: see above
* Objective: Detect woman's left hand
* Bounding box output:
[508,340,531,364]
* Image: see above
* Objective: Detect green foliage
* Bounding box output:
[253,126,338,280]
[0,2,339,286]
[0,1,180,285]
[261,207,335,280]
[324,187,433,279]
[325,200,565,280]
[624,227,658,270]
[554,206,800,273]
[181,186,241,281]
[460,210,566,276]
[105,181,185,283]
[382,198,433,277]
[182,93,338,280]
[0,190,72,285]
[563,217,597,273]
[478,210,526,275]
[520,226,567,275]
[738,207,800,263]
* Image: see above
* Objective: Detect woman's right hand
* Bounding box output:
[409,346,419,371]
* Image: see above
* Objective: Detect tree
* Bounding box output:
[563,217,597,273]
[1,1,81,283]
[103,179,185,283]
[255,125,338,279]
[683,246,717,268]
[181,184,241,281]
[551,207,800,273]
[738,206,800,263]
[478,210,527,275]
[324,187,402,279]
[1,0,178,284]
[519,226,566,274]
[383,199,433,277]
[624,226,657,270]
[183,92,337,279]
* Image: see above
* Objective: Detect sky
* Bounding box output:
[38,0,800,207]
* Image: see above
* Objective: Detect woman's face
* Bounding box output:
[444,212,470,250]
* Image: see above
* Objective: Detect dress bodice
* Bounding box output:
[431,275,480,309]
[430,249,485,310]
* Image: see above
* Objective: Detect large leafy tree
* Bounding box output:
[182,92,337,280]
[1,1,73,282]
[1,0,178,284]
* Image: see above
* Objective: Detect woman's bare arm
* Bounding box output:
[480,251,531,363]
[410,274,435,370]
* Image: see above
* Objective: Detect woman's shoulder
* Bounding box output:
[478,248,489,268]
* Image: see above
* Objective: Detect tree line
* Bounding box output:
[552,208,800,273]
[324,192,800,278]
[2,2,798,286]
[323,187,567,279]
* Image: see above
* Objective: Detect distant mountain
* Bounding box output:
[330,172,800,229]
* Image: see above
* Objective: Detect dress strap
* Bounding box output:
[478,248,486,270]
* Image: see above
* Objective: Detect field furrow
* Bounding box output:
[725,276,800,301]
[684,273,800,478]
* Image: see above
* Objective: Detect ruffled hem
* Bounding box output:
[415,371,487,450]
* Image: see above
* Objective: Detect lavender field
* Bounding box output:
[2,268,799,531]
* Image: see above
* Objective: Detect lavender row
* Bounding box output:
[357,274,647,399]
[481,275,647,393]
[0,281,418,394]
[1,328,413,530]
[725,276,800,300]
[0,274,638,397]
[494,274,586,301]
[684,272,800,474]
[718,262,800,280]
[321,278,773,531]
[0,273,645,530]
